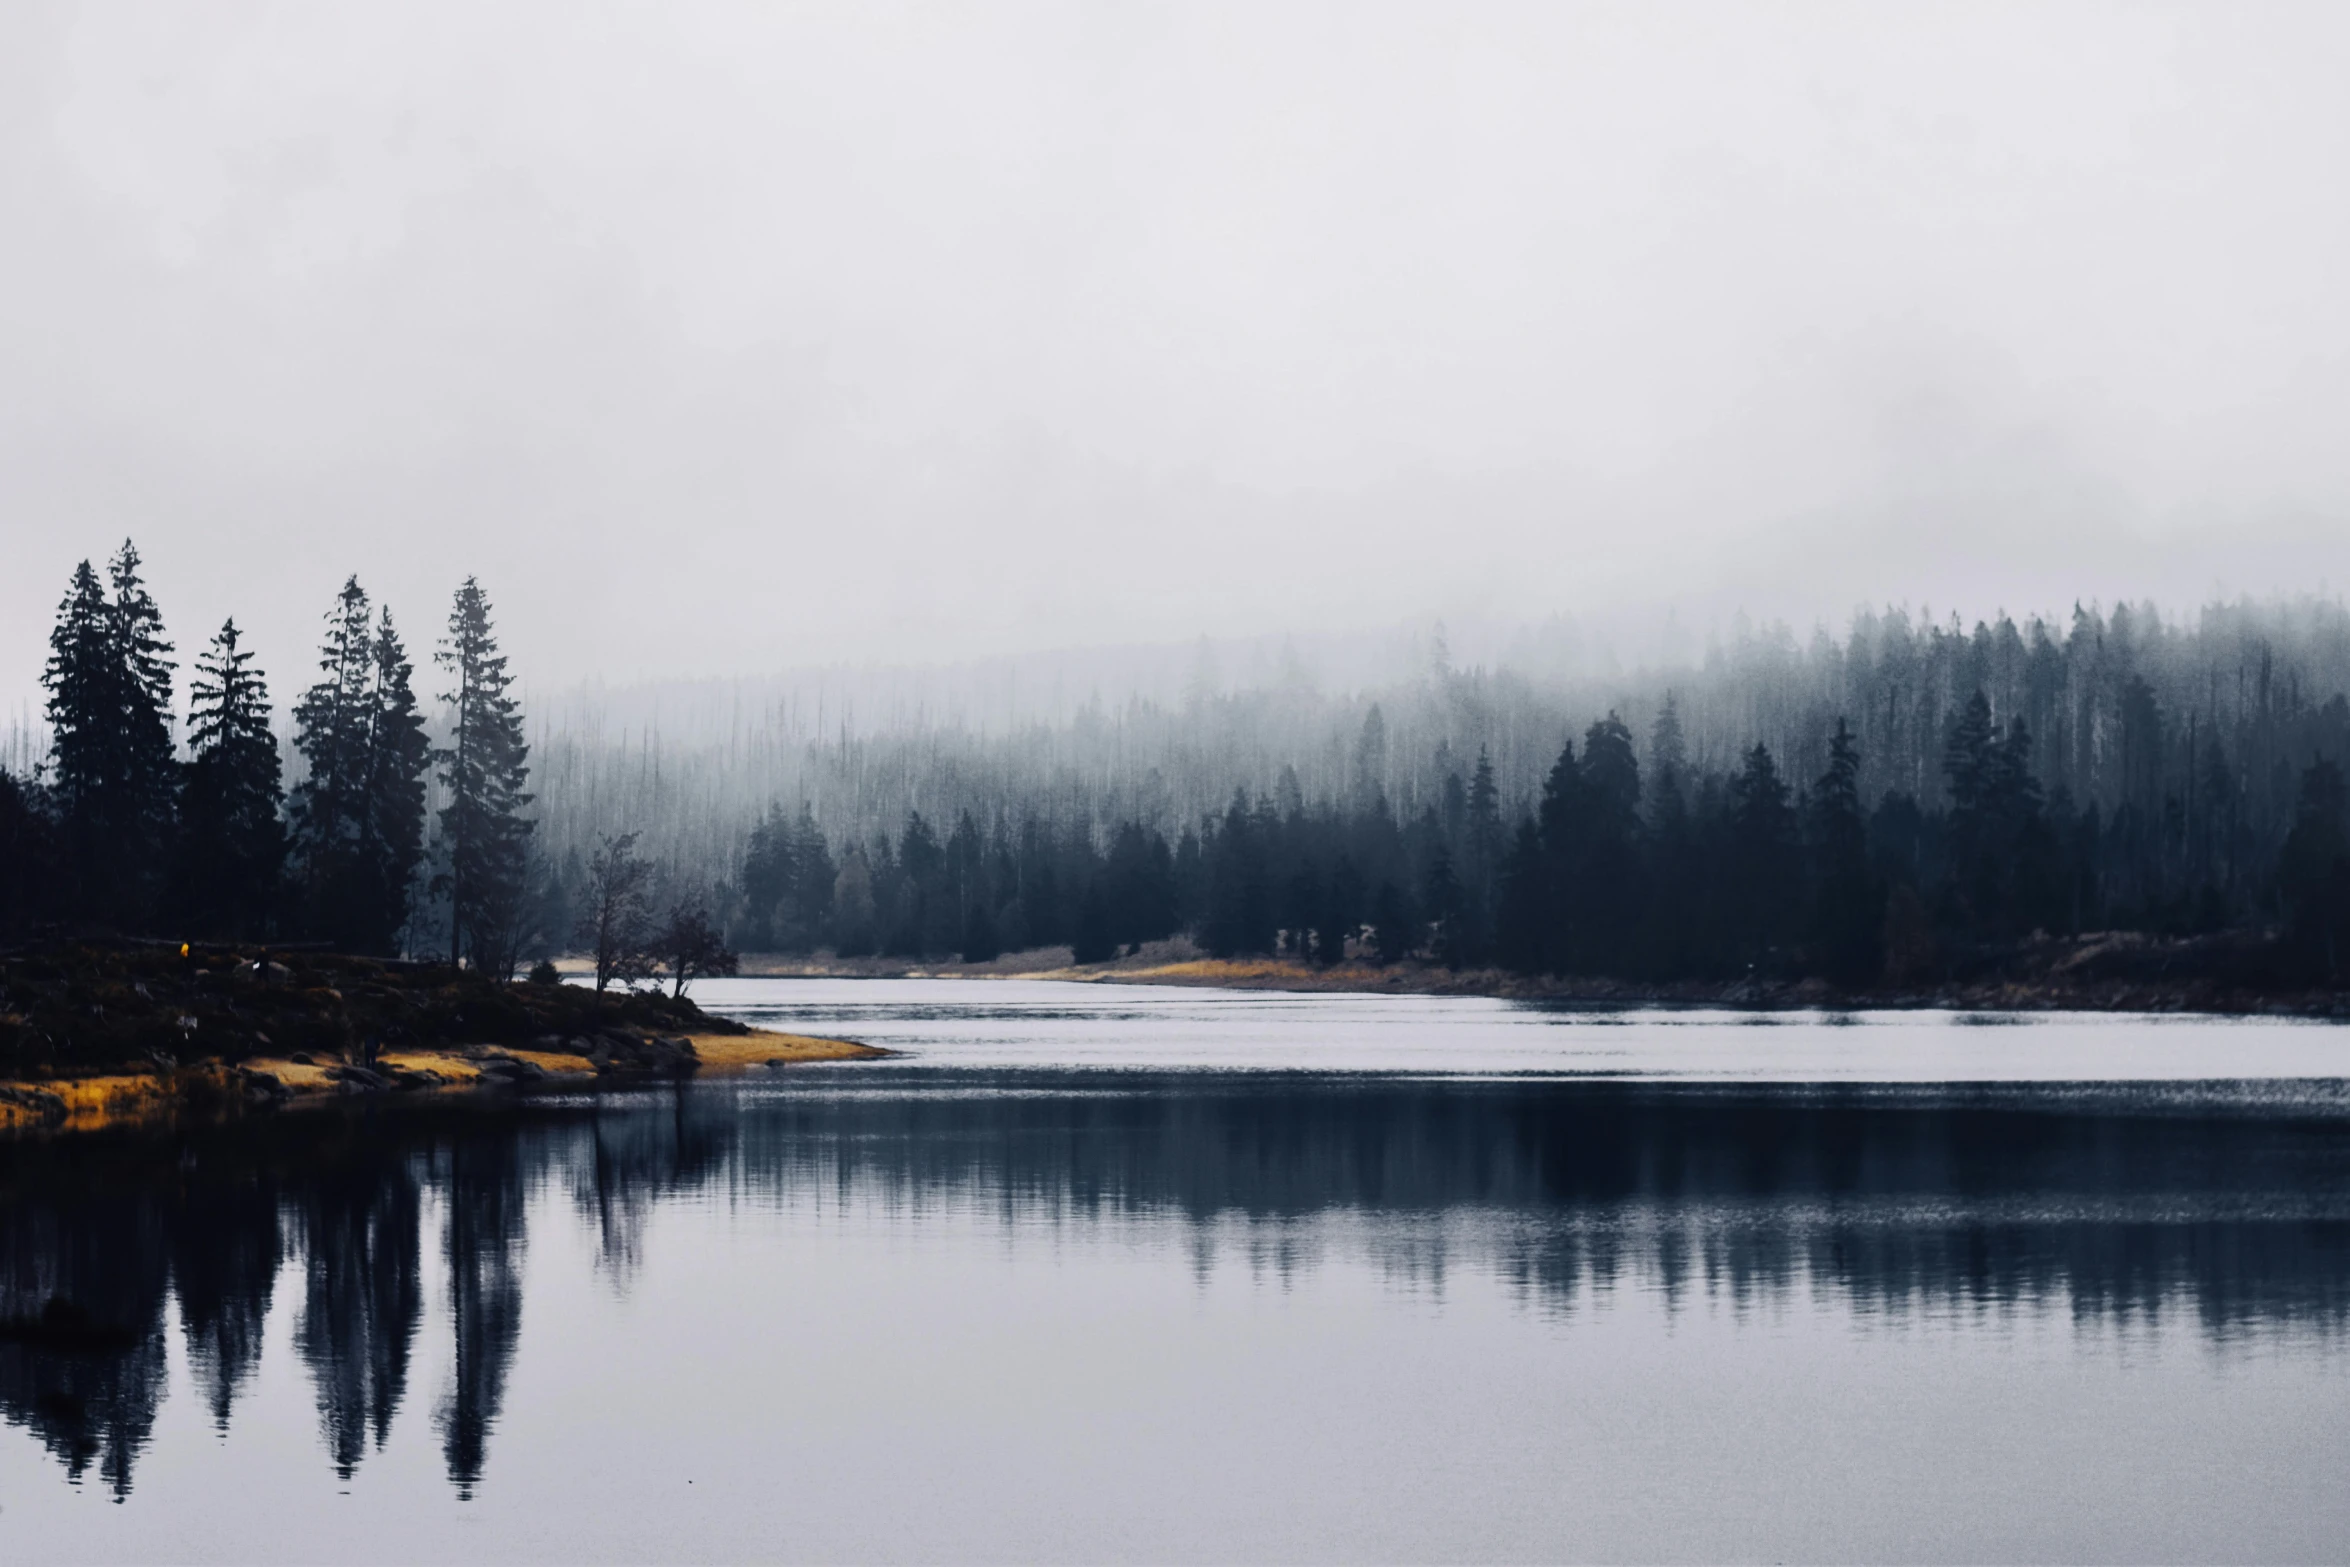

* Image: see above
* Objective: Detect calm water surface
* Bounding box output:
[4,981,2348,1563]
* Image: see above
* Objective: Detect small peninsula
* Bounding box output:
[0,942,884,1133]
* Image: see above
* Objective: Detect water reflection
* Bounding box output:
[435,1134,524,1498]
[294,1145,420,1480]
[1,1072,2345,1501]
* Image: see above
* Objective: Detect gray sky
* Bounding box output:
[5,2,2349,713]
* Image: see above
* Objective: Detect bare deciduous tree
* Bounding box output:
[653,902,739,997]
[574,831,657,991]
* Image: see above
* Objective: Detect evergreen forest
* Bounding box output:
[9,544,2350,991]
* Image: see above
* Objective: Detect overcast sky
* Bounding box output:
[5,2,2349,712]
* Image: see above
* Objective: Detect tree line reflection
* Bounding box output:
[3,1073,2346,1498]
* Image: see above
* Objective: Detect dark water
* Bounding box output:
[4,985,2349,1562]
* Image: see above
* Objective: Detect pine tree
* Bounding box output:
[739,803,792,950]
[41,542,177,926]
[892,811,944,956]
[361,609,431,953]
[1103,821,1178,947]
[1466,748,1502,856]
[1070,877,1116,964]
[1575,714,1643,976]
[1369,879,1417,965]
[1942,690,1999,933]
[1642,698,1697,978]
[436,579,534,972]
[788,804,838,948]
[1530,737,1582,973]
[1650,693,1688,792]
[1457,747,1502,963]
[1808,718,1880,985]
[42,560,111,915]
[1493,822,1548,975]
[291,582,430,954]
[291,578,378,937]
[1281,861,1323,959]
[1421,844,1466,969]
[1352,705,1389,812]
[1203,792,1274,957]
[175,619,286,936]
[1728,742,1800,965]
[1989,716,2055,937]
[1318,854,1365,965]
[108,541,179,835]
[959,897,1002,964]
[832,845,878,956]
[1940,690,2055,941]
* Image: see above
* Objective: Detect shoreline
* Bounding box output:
[0,1029,889,1135]
[719,940,2350,1019]
[0,943,895,1136]
[16,935,2345,1138]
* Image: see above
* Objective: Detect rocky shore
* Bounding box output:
[0,942,884,1132]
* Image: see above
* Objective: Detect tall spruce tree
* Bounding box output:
[1650,692,1687,792]
[1575,714,1643,976]
[1808,718,1880,985]
[42,560,111,915]
[42,542,177,927]
[1940,690,2056,940]
[1641,697,1698,979]
[1727,742,1800,965]
[1494,822,1548,975]
[739,803,792,950]
[1942,690,1999,931]
[174,619,286,936]
[1421,844,1466,969]
[291,578,376,928]
[362,609,432,952]
[292,581,430,953]
[1530,736,1583,974]
[435,579,533,972]
[1203,791,1275,957]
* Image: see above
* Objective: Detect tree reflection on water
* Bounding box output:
[2,1072,2346,1498]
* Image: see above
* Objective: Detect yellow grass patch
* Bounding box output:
[374,1050,485,1083]
[1046,957,1423,991]
[0,1073,176,1131]
[0,1028,880,1135]
[494,1048,598,1079]
[1123,959,1314,983]
[687,1029,891,1072]
[246,1057,337,1090]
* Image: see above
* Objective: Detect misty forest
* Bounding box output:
[9,539,2350,992]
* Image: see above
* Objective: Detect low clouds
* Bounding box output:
[4,2,2347,706]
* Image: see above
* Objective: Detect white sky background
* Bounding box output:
[4,2,2349,715]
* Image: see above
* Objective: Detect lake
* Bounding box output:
[4,981,2348,1563]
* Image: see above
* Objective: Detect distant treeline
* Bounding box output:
[725,691,2350,985]
[709,599,2350,985]
[8,549,2350,987]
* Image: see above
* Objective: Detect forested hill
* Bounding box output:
[534,597,2350,884]
[6,543,2350,994]
[540,596,2350,989]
